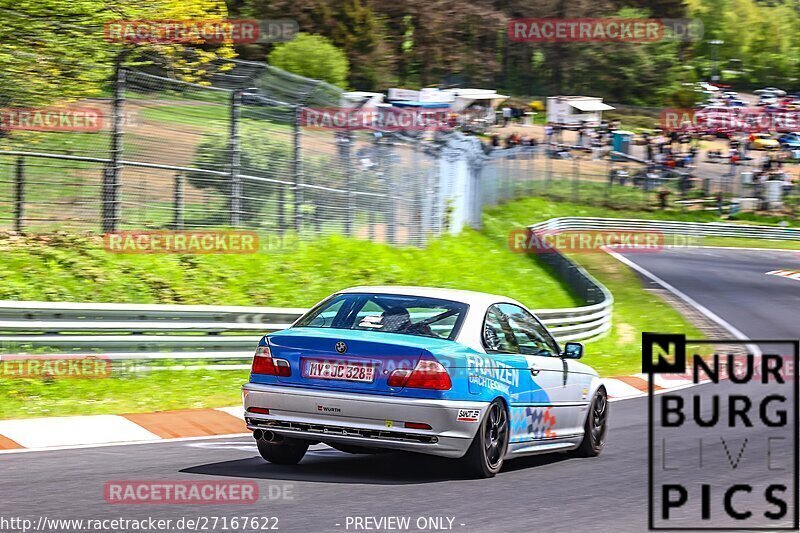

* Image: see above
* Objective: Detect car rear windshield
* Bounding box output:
[294,293,468,340]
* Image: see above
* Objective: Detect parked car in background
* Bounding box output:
[749,133,781,151]
[756,87,787,97]
[778,132,800,150]
[758,95,779,106]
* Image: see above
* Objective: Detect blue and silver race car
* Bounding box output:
[242,286,607,477]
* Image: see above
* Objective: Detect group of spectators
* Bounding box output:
[544,120,621,149]
[489,114,798,199]
[500,106,527,127]
[488,132,538,149]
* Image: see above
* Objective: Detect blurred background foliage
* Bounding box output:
[1,0,799,107]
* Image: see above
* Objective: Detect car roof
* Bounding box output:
[337,285,522,308]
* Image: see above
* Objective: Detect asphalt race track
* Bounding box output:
[613,247,800,341]
[1,247,798,533]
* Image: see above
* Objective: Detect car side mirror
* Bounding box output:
[563,342,584,359]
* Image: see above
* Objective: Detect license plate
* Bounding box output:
[304,360,375,383]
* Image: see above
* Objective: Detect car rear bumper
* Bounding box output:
[242,383,489,458]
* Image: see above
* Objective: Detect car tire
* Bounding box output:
[461,400,509,478]
[574,388,608,457]
[257,438,309,465]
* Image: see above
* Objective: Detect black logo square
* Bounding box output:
[642,332,687,374]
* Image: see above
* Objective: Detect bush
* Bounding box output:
[187,125,292,225]
[268,33,349,87]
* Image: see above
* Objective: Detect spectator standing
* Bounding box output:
[591,131,602,160]
[645,135,654,162]
[726,148,739,177]
[502,106,512,127]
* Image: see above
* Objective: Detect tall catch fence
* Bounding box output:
[0,60,447,246]
[1,57,797,239]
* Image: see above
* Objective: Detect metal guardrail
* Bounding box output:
[0,278,613,362]
[534,217,800,240]
[528,219,614,343]
[0,302,305,361]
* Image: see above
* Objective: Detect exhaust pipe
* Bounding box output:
[252,429,279,442]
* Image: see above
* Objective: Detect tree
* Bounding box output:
[187,124,291,224]
[329,0,384,89]
[0,0,236,108]
[561,9,684,106]
[268,33,350,87]
[187,123,348,226]
[686,0,800,89]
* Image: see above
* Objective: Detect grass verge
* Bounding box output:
[0,228,577,419]
[0,366,250,419]
[2,197,796,418]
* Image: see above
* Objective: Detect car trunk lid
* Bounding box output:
[266,328,441,394]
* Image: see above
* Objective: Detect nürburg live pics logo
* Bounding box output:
[643,332,799,530]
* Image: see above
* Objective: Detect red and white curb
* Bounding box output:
[603,373,710,402]
[0,375,706,453]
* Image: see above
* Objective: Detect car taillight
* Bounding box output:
[404,421,432,430]
[388,359,451,390]
[387,368,412,387]
[251,343,291,377]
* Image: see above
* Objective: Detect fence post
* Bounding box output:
[102,55,125,233]
[292,105,303,232]
[173,171,184,229]
[229,89,242,227]
[414,139,429,240]
[421,146,434,241]
[385,138,396,244]
[504,154,509,200]
[342,131,354,236]
[469,159,483,230]
[572,154,579,202]
[14,157,24,233]
[278,186,286,233]
[527,147,534,196]
[545,148,552,188]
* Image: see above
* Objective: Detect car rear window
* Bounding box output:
[294,293,468,340]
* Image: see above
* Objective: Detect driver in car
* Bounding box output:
[381,307,434,336]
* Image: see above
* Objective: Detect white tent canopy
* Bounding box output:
[569,100,614,112]
[443,89,510,112]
